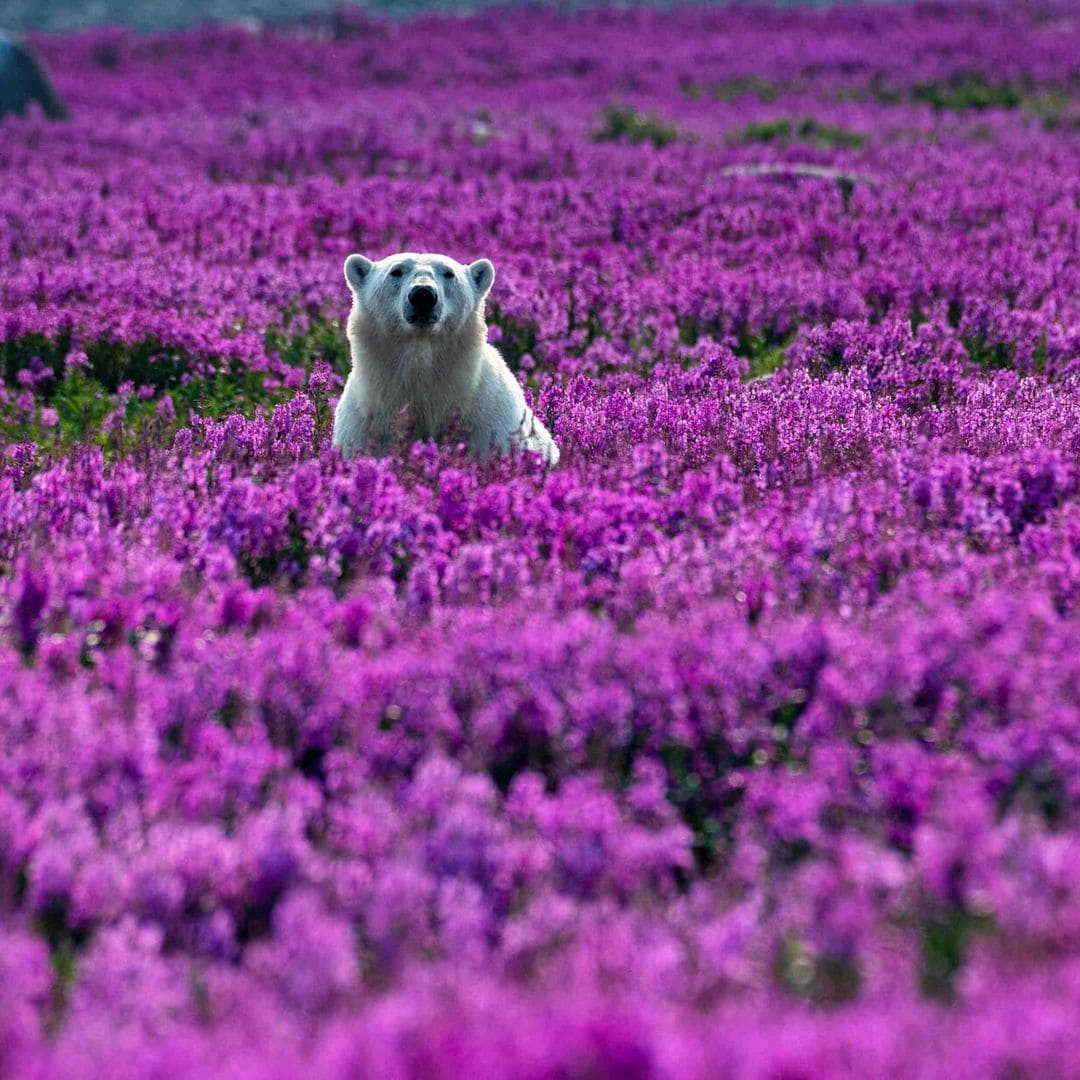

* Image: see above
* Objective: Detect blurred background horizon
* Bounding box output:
[3,0,907,35]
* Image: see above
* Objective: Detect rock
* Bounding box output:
[0,33,68,120]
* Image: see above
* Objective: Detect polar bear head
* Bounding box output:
[343,252,494,347]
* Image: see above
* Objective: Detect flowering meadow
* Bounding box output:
[2,1,1080,1074]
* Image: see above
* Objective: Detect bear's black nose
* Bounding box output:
[408,285,437,314]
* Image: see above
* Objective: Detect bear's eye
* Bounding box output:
[441,269,454,280]
[389,267,403,278]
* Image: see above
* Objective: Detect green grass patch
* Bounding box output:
[910,72,1023,111]
[919,906,994,1000]
[264,306,351,375]
[595,105,683,148]
[962,331,1015,372]
[0,312,349,457]
[738,327,797,380]
[2,363,279,455]
[675,316,795,381]
[682,76,781,102]
[866,71,1076,123]
[33,897,87,1034]
[1027,88,1080,131]
[728,117,867,149]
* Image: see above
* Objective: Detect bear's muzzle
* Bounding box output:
[406,284,439,325]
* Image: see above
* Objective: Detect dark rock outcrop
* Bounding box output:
[0,33,68,120]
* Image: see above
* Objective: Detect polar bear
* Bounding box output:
[332,251,559,466]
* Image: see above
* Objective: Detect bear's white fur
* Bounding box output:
[332,251,559,466]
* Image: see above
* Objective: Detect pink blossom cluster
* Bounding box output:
[2,3,1080,1075]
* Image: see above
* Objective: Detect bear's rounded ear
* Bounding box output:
[344,254,373,292]
[468,259,495,300]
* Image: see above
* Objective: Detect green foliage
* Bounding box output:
[682,76,780,102]
[661,740,723,869]
[741,338,792,381]
[674,317,794,381]
[0,313,349,457]
[1,332,66,386]
[776,934,862,1005]
[595,105,683,148]
[237,510,312,589]
[866,76,904,105]
[486,305,541,375]
[88,338,192,394]
[920,907,993,999]
[729,117,868,149]
[658,737,754,871]
[33,897,86,1034]
[867,72,1075,122]
[730,118,795,144]
[995,762,1067,825]
[51,370,120,441]
[738,326,797,380]
[911,73,1023,111]
[963,331,1014,371]
[1037,108,1080,132]
[265,306,351,375]
[0,352,277,455]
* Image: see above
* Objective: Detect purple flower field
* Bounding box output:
[3,2,1080,1074]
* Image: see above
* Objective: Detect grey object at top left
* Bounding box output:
[0,32,68,119]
